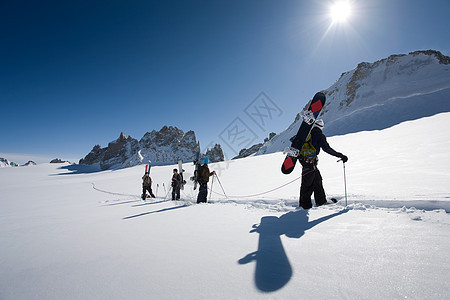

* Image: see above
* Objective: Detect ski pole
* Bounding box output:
[209,174,215,201]
[214,174,227,198]
[156,184,159,197]
[337,159,348,206]
[343,162,348,206]
[163,183,166,194]
[164,185,172,200]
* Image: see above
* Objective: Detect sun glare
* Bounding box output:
[330,1,352,23]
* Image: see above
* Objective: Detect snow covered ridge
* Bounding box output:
[232,132,276,160]
[79,126,225,170]
[49,158,70,164]
[258,49,450,155]
[0,158,17,168]
[0,157,36,167]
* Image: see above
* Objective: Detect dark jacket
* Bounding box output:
[142,174,152,187]
[310,127,344,159]
[198,164,214,184]
[172,173,182,188]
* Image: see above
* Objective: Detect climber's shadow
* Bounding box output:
[238,208,348,292]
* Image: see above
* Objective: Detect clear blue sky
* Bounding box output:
[1,0,449,163]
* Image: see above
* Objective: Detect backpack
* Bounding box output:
[300,134,317,163]
[197,164,209,184]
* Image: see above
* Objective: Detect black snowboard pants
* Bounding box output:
[299,166,327,209]
[197,183,208,203]
[172,184,181,200]
[142,185,155,199]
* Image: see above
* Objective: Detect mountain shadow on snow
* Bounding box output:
[54,164,103,175]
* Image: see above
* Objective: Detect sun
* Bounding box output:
[329,1,352,23]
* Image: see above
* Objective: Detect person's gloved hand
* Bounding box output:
[340,154,348,163]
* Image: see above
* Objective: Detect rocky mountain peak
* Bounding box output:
[50,158,70,164]
[119,132,127,141]
[0,158,20,167]
[325,50,450,125]
[79,126,224,170]
[204,144,225,163]
[233,132,276,160]
[256,49,450,155]
[410,50,450,65]
[141,126,185,148]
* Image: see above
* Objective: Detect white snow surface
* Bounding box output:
[1,113,450,299]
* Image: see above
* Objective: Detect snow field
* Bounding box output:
[1,113,450,299]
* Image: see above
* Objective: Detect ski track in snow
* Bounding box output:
[91,180,449,235]
[91,182,140,199]
[92,180,450,217]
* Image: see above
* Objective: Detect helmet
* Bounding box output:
[314,119,324,129]
[203,157,209,164]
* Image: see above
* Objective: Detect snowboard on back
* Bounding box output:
[191,141,201,190]
[178,159,186,190]
[281,92,326,174]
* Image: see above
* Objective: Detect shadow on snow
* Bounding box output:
[239,208,348,292]
[102,199,142,206]
[131,200,170,207]
[123,204,189,220]
[52,164,103,175]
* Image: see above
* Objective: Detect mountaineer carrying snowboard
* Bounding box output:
[299,119,348,209]
[197,157,216,203]
[142,171,156,200]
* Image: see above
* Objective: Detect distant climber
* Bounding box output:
[142,171,156,200]
[172,168,182,200]
[197,157,216,203]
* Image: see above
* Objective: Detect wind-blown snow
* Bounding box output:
[0,113,449,299]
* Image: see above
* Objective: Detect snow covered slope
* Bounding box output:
[1,113,449,299]
[259,50,450,155]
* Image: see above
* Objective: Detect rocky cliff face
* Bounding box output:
[0,158,17,168]
[322,50,450,135]
[233,132,276,159]
[50,158,70,164]
[204,144,225,163]
[257,50,450,155]
[139,126,198,165]
[0,158,23,167]
[79,126,225,170]
[99,132,141,170]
